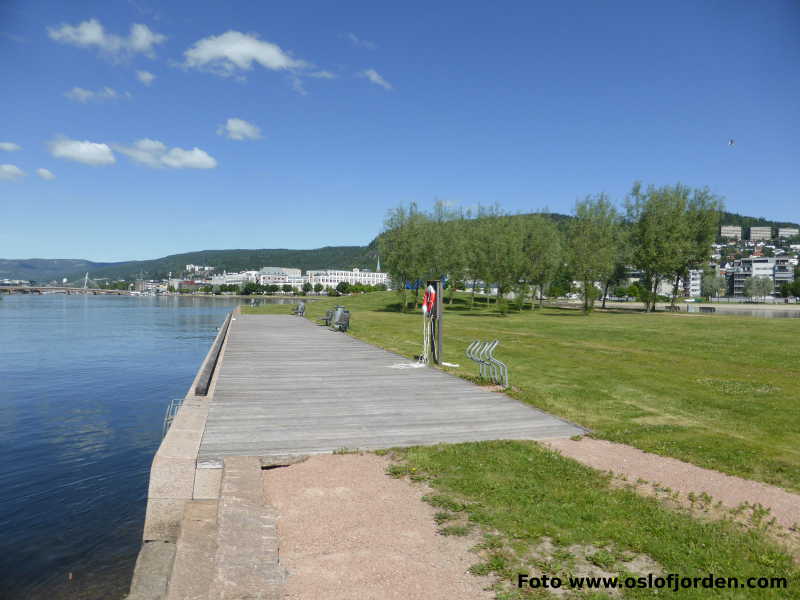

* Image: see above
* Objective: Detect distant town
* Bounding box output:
[2,224,799,301]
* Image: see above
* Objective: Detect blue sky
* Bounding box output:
[1,0,798,261]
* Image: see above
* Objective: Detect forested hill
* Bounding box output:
[0,259,117,282]
[1,244,379,283]
[719,212,799,230]
[77,244,381,281]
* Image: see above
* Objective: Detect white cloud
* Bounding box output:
[289,75,307,96]
[47,18,165,58]
[217,118,262,141]
[360,68,393,90]
[129,23,163,54]
[183,31,307,76]
[116,138,217,169]
[49,137,116,165]
[0,164,24,181]
[345,33,377,50]
[0,142,21,151]
[136,70,155,86]
[64,86,123,103]
[162,147,217,169]
[36,168,56,180]
[309,70,336,79]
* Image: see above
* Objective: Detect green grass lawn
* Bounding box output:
[391,441,799,599]
[245,292,800,492]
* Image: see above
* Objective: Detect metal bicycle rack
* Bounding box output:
[466,340,509,388]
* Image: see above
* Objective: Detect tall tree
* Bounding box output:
[626,183,723,312]
[379,203,429,312]
[568,194,621,313]
[524,215,564,309]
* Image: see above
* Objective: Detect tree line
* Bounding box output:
[378,182,724,313]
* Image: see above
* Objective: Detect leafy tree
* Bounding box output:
[241,282,260,295]
[282,284,293,294]
[791,278,800,300]
[568,194,621,313]
[744,276,773,301]
[379,203,428,312]
[701,272,727,299]
[302,282,313,293]
[524,215,564,309]
[626,182,723,311]
[313,283,324,293]
[336,281,351,294]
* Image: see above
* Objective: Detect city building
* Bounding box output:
[727,257,794,296]
[778,227,799,239]
[210,271,258,287]
[749,226,773,241]
[257,267,305,288]
[720,225,742,240]
[306,268,388,289]
[683,269,703,298]
[185,264,215,273]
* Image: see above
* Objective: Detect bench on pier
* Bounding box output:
[332,310,350,332]
[292,302,306,317]
[319,309,334,326]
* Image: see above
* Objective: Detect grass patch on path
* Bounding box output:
[393,440,799,599]
[244,293,800,492]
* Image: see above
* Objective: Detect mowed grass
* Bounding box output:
[395,441,800,599]
[245,293,800,492]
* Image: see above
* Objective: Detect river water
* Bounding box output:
[0,294,269,599]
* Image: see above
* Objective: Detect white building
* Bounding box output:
[778,227,799,239]
[210,271,259,287]
[728,257,794,296]
[185,264,215,273]
[684,269,703,297]
[750,227,773,241]
[306,268,388,289]
[720,225,742,240]
[257,267,305,288]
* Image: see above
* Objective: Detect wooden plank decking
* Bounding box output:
[198,314,584,461]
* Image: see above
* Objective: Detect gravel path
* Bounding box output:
[264,454,493,600]
[547,438,800,529]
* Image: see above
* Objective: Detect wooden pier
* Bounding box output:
[198,314,584,462]
[129,311,586,599]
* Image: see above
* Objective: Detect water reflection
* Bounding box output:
[686,304,800,318]
[0,294,247,599]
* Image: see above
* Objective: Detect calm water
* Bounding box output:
[0,294,256,599]
[686,305,800,318]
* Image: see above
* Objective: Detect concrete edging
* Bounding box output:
[128,310,236,598]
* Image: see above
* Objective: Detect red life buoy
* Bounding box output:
[422,284,436,315]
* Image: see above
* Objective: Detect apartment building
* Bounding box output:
[727,257,794,296]
[778,227,800,239]
[749,227,773,241]
[720,225,742,240]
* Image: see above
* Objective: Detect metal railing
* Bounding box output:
[162,398,184,438]
[466,340,509,388]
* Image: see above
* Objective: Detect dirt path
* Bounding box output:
[547,438,800,529]
[264,454,493,600]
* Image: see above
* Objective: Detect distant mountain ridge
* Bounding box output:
[1,245,380,283]
[719,212,799,230]
[0,259,118,283]
[3,211,796,282]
